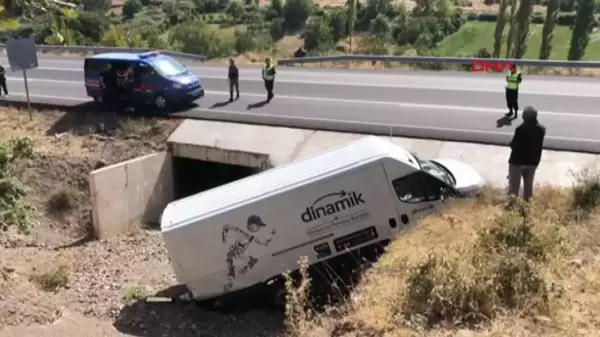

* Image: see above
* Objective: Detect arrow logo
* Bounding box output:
[312,190,347,206]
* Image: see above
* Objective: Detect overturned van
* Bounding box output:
[160,136,485,306]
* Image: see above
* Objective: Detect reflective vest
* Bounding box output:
[506,71,521,90]
[262,65,275,81]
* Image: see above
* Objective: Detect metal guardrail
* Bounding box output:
[0,44,207,61]
[277,55,600,68]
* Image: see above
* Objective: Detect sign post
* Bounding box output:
[6,38,39,120]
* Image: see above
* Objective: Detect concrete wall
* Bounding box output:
[89,152,174,239]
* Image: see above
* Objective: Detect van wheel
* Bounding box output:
[154,95,168,110]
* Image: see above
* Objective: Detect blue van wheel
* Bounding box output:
[154,95,168,110]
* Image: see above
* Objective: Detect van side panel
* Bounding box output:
[165,161,400,300]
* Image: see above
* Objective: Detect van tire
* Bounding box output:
[154,95,168,110]
[93,96,103,107]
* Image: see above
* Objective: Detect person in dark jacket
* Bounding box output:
[0,64,8,96]
[507,106,546,205]
[228,58,239,102]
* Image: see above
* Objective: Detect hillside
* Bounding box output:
[437,21,600,60]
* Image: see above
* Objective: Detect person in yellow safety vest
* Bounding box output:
[262,58,276,102]
[504,65,522,119]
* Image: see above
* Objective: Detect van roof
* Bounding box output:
[87,51,164,62]
[160,136,421,232]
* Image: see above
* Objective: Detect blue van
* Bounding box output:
[84,51,204,110]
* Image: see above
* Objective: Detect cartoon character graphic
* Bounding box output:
[221,214,276,292]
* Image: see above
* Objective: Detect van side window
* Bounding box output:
[137,63,154,80]
[392,172,447,203]
[84,59,110,73]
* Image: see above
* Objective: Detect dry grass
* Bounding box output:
[31,260,71,293]
[284,169,600,337]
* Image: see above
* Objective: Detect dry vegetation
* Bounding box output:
[284,171,600,337]
[0,106,282,336]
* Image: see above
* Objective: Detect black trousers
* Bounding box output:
[0,78,8,95]
[264,80,274,101]
[229,78,239,99]
[505,88,519,112]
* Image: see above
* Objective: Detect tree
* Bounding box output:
[493,0,509,58]
[169,19,234,59]
[346,0,356,53]
[226,0,245,22]
[504,0,518,58]
[123,0,143,20]
[270,0,284,17]
[539,0,559,59]
[370,13,390,38]
[270,17,285,41]
[568,0,596,60]
[512,0,533,58]
[101,24,147,47]
[328,9,348,42]
[283,0,313,32]
[303,18,333,51]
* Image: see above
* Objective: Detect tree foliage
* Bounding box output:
[539,0,559,59]
[568,0,596,60]
[283,0,313,32]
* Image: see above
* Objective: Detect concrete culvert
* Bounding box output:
[172,157,261,200]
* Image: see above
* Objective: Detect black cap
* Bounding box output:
[247,214,266,227]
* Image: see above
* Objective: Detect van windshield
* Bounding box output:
[147,57,187,77]
[420,160,455,186]
[410,152,455,186]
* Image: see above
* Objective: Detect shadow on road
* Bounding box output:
[496,116,514,128]
[113,285,284,337]
[210,100,235,109]
[246,100,269,110]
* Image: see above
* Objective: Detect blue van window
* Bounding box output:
[147,57,186,77]
[84,59,110,73]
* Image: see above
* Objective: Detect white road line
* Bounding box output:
[8,66,600,98]
[6,77,600,119]
[6,92,598,144]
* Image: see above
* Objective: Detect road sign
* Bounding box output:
[6,38,38,72]
[5,38,39,118]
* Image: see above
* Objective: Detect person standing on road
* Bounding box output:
[228,58,240,102]
[504,65,522,119]
[262,58,276,102]
[0,64,8,97]
[507,106,546,207]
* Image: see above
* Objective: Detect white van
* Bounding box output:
[160,136,485,306]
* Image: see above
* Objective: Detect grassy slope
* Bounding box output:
[437,21,600,60]
[286,181,600,337]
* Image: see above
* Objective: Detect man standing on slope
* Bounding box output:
[507,106,546,207]
[262,58,276,102]
[504,65,522,118]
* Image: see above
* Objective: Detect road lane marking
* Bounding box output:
[8,65,600,98]
[4,92,600,145]
[6,77,600,119]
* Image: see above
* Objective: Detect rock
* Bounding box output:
[456,329,475,337]
[569,259,583,268]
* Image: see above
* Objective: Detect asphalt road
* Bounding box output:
[1,55,600,153]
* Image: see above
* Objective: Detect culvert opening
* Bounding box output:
[173,156,261,200]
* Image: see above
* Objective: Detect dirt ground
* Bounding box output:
[0,106,284,336]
